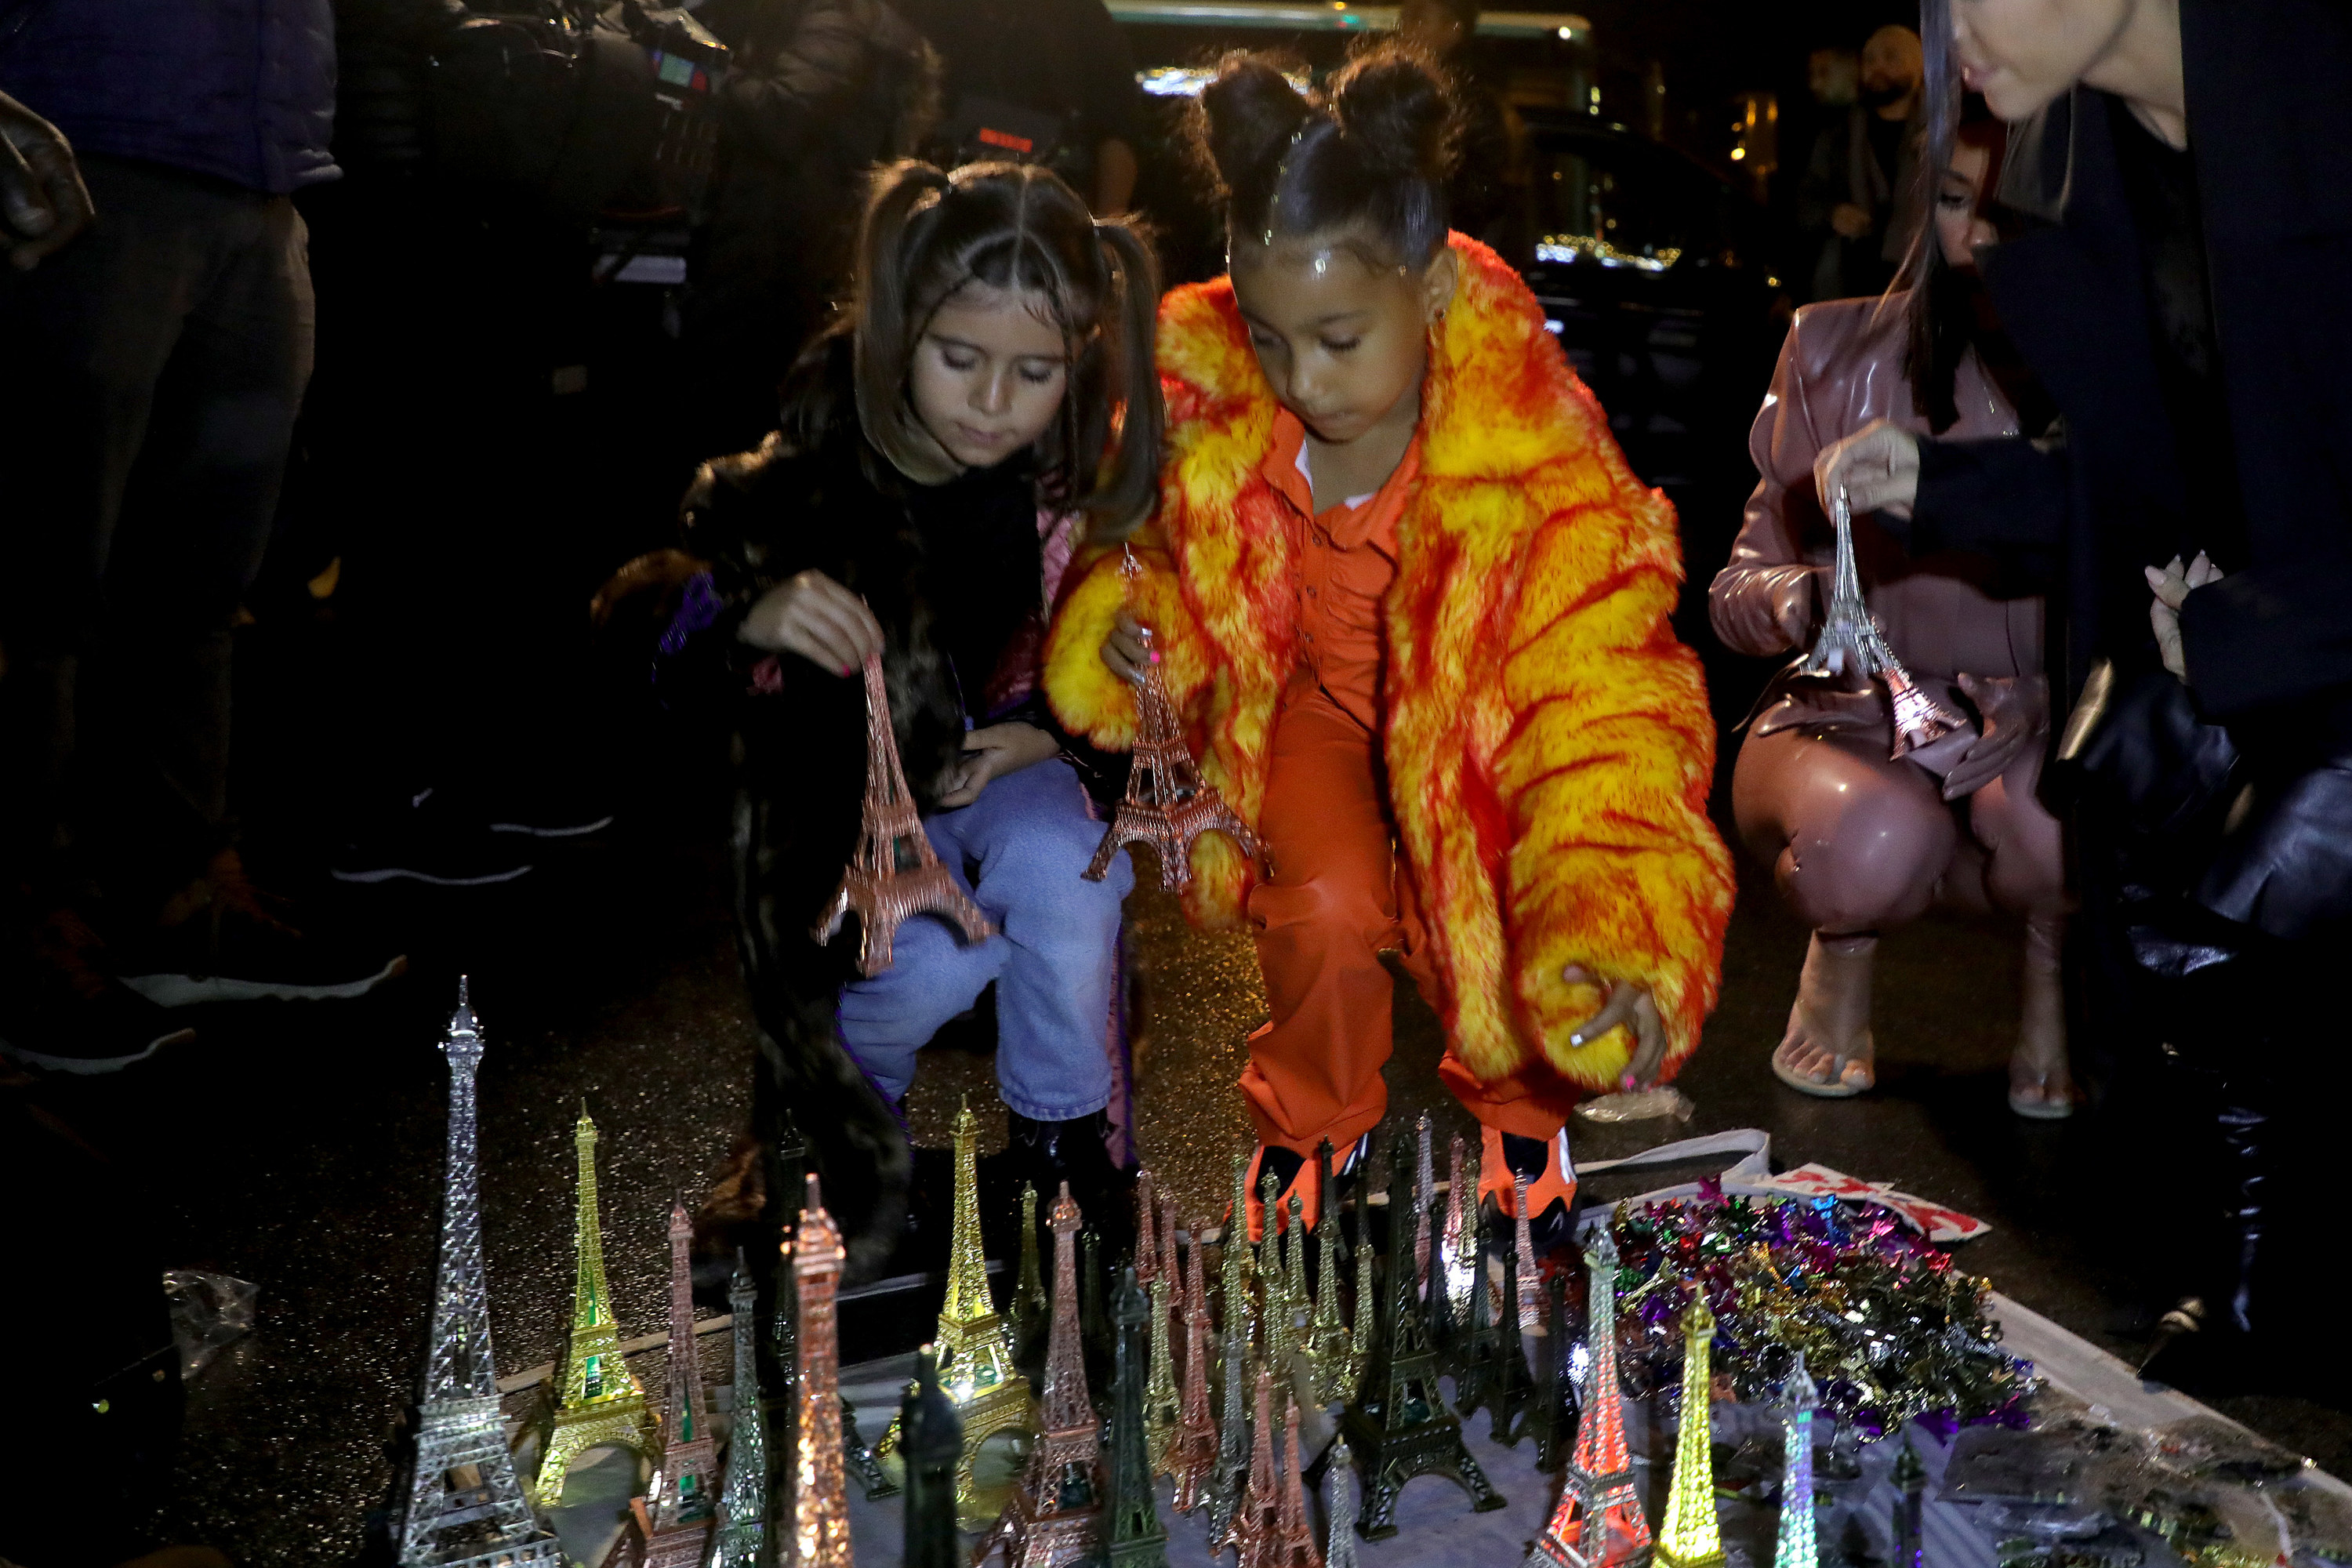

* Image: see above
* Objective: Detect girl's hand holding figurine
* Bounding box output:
[740,568,885,674]
[1563,965,1668,1088]
[938,722,1060,808]
[1100,610,1154,685]
[2145,551,2221,683]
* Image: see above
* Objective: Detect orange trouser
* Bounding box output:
[1240,685,1584,1154]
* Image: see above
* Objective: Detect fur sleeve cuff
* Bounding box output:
[1042,543,1208,750]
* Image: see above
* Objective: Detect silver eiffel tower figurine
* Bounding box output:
[709,1254,771,1567]
[1792,485,1966,758]
[398,980,561,1568]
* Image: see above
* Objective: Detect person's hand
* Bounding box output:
[739,569,883,674]
[937,722,1060,808]
[1,90,94,270]
[1939,672,2049,800]
[1100,610,1154,686]
[2146,551,2222,682]
[1562,964,1668,1087]
[1831,201,1874,241]
[1815,418,1921,520]
[589,548,708,630]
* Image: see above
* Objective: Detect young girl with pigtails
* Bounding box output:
[1044,46,1734,1247]
[663,160,1161,1280]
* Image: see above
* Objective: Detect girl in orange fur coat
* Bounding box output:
[1044,46,1733,1243]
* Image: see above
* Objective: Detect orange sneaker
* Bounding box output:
[1478,1125,1578,1249]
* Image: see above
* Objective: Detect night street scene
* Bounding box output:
[5,2,2351,1566]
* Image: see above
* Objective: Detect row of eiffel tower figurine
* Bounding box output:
[903,1102,1641,1568]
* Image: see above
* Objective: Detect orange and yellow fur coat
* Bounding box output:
[1044,236,1733,1095]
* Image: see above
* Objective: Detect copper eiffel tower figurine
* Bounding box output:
[644,1197,718,1568]
[1212,1367,1279,1564]
[814,651,994,976]
[975,1182,1103,1568]
[1084,549,1259,893]
[792,1177,853,1568]
[1168,1216,1220,1512]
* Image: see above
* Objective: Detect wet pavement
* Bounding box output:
[10,626,2347,1565]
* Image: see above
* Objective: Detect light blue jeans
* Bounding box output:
[837,757,1132,1121]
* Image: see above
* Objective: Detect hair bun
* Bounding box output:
[1196,53,1313,198]
[1327,49,1455,183]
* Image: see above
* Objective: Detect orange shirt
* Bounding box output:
[1261,407,1423,731]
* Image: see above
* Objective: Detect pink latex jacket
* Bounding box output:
[1711,294,2042,745]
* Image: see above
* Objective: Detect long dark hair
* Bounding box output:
[793,159,1163,534]
[1189,43,1459,267]
[1900,100,2009,431]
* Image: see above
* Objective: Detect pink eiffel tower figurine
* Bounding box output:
[1084,549,1260,893]
[813,652,994,977]
[1268,1396,1322,1568]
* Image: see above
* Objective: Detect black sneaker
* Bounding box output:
[332,787,536,887]
[0,913,196,1073]
[118,852,409,1007]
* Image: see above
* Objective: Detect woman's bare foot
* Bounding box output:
[1770,931,1877,1095]
[2008,914,2075,1118]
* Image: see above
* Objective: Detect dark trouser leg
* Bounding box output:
[0,157,192,916]
[80,167,314,913]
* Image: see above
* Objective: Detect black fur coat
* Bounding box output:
[675,341,1098,1279]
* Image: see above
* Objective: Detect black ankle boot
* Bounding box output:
[2139,1047,2281,1389]
[996,1109,1136,1269]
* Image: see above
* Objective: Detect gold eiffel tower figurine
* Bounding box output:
[1655,1297,1726,1568]
[533,1106,659,1505]
[1083,549,1259,893]
[1144,1273,1181,1474]
[879,1098,1033,1522]
[814,651,995,976]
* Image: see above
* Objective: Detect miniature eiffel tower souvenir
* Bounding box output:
[844,1393,897,1501]
[1160,1193,1183,1316]
[1773,1357,1819,1568]
[1012,1184,1050,1363]
[1222,1144,1258,1348]
[1486,1217,1537,1446]
[1339,1151,1505,1539]
[1413,1113,1436,1297]
[1348,1192,1377,1396]
[1323,1437,1361,1568]
[1105,1266,1172,1568]
[1305,1200,1352,1404]
[1526,1273,1573,1471]
[902,1346,964,1568]
[1135,1168,1160,1286]
[974,1182,1102,1568]
[1143,1273,1181,1472]
[1421,1193,1463,1379]
[1656,1298,1726,1568]
[535,1106,659,1506]
[1206,1326,1253,1545]
[644,1199,718,1568]
[1283,1189,1312,1359]
[1213,1367,1280,1563]
[1527,1229,1650,1568]
[397,982,561,1568]
[1169,1220,1221,1512]
[1892,1439,1926,1568]
[793,1180,854,1568]
[1259,1171,1294,1381]
[878,1098,1033,1522]
[1443,1133,1473,1320]
[710,1256,771,1568]
[1269,1396,1323,1568]
[1451,1208,1500,1426]
[1789,486,1966,760]
[815,650,995,975]
[1084,547,1261,891]
[1513,1171,1544,1327]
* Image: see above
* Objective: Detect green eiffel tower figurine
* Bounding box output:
[533,1105,658,1505]
[1338,1144,1505,1539]
[1105,1266,1171,1568]
[1485,1212,1537,1446]
[902,1345,964,1568]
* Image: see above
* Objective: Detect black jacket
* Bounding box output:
[1900,0,2352,731]
[677,339,1105,1277]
